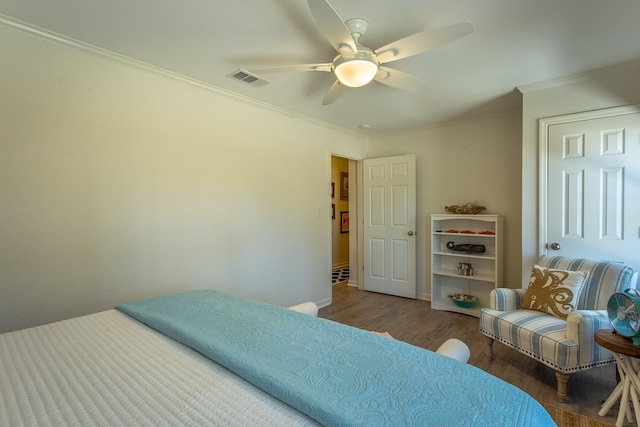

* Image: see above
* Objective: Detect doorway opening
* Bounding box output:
[331,155,350,285]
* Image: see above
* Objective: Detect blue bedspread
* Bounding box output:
[117,290,555,426]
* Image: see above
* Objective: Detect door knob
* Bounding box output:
[408,231,415,236]
[549,242,561,250]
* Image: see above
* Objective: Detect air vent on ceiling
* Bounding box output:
[226,69,270,87]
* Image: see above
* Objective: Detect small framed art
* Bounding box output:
[340,211,349,233]
[340,172,348,200]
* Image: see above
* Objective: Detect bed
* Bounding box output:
[0,290,555,426]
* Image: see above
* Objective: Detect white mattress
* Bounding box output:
[0,309,319,426]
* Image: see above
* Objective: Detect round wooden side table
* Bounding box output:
[595,329,640,427]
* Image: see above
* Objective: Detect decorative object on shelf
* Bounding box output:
[457,262,473,276]
[448,293,479,308]
[447,241,486,254]
[445,203,486,214]
[438,229,495,234]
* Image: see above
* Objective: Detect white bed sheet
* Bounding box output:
[0,309,320,426]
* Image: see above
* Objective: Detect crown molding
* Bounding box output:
[518,59,640,94]
[0,13,365,139]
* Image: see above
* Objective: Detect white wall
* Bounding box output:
[0,26,368,333]
[5,22,637,334]
[520,60,640,285]
[367,112,523,299]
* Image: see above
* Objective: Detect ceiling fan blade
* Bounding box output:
[375,22,473,64]
[250,63,332,74]
[307,0,357,54]
[323,80,346,105]
[374,67,429,93]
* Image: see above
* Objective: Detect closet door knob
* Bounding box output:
[408,231,415,236]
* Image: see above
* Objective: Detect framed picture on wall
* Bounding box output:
[340,172,348,200]
[340,211,349,233]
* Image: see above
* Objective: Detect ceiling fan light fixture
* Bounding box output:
[333,53,379,88]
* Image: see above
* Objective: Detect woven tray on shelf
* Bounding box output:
[444,203,486,215]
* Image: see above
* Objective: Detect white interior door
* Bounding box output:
[542,108,640,266]
[363,154,416,298]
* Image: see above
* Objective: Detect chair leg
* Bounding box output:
[555,372,569,403]
[485,336,494,361]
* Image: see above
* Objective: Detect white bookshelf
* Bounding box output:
[430,214,503,317]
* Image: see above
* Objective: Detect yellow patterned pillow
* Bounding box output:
[520,265,589,319]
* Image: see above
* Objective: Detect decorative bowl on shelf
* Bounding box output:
[448,293,479,308]
[445,203,486,215]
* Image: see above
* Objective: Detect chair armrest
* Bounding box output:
[288,302,318,316]
[489,288,527,311]
[435,338,470,363]
[566,310,610,344]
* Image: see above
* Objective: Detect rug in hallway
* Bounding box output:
[332,267,349,285]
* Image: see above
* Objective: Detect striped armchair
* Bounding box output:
[479,256,638,402]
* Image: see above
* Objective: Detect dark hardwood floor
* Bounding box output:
[319,283,620,425]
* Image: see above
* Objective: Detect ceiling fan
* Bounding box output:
[250,0,473,105]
